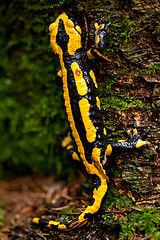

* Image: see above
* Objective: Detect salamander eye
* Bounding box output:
[66,19,74,28]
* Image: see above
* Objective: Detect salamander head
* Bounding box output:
[49,13,82,55]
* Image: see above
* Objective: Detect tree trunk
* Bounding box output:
[64,0,160,206]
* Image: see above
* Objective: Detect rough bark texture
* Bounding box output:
[63,0,160,206]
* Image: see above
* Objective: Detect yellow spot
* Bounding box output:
[66,19,74,28]
[32,218,39,224]
[103,128,107,135]
[96,96,101,110]
[79,99,97,143]
[87,49,95,60]
[133,129,138,135]
[118,140,125,142]
[49,220,60,226]
[49,23,57,32]
[92,147,101,163]
[66,145,73,150]
[94,23,99,31]
[72,152,80,161]
[100,24,105,30]
[106,144,112,155]
[136,139,147,148]
[71,62,88,96]
[45,220,60,229]
[57,69,62,77]
[58,224,67,230]
[89,70,98,88]
[61,136,72,148]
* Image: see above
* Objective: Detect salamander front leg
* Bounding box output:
[87,16,111,61]
[106,122,149,158]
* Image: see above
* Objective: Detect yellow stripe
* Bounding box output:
[136,139,146,148]
[92,147,101,163]
[106,144,112,155]
[64,19,82,55]
[96,96,101,110]
[133,129,138,135]
[57,69,62,77]
[48,220,60,226]
[103,128,107,135]
[32,218,39,224]
[79,99,97,143]
[72,152,80,161]
[89,70,98,88]
[66,145,73,150]
[78,179,107,220]
[61,136,72,148]
[71,62,88,96]
[58,224,68,230]
[94,23,99,31]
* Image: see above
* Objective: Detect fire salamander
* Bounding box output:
[32,13,149,231]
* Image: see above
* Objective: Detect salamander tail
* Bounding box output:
[32,178,108,231]
[32,217,87,231]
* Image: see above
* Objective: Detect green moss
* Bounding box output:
[118,207,160,239]
[147,63,160,75]
[103,187,134,211]
[102,188,160,239]
[60,207,77,221]
[103,12,136,51]
[152,232,160,240]
[99,79,146,111]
